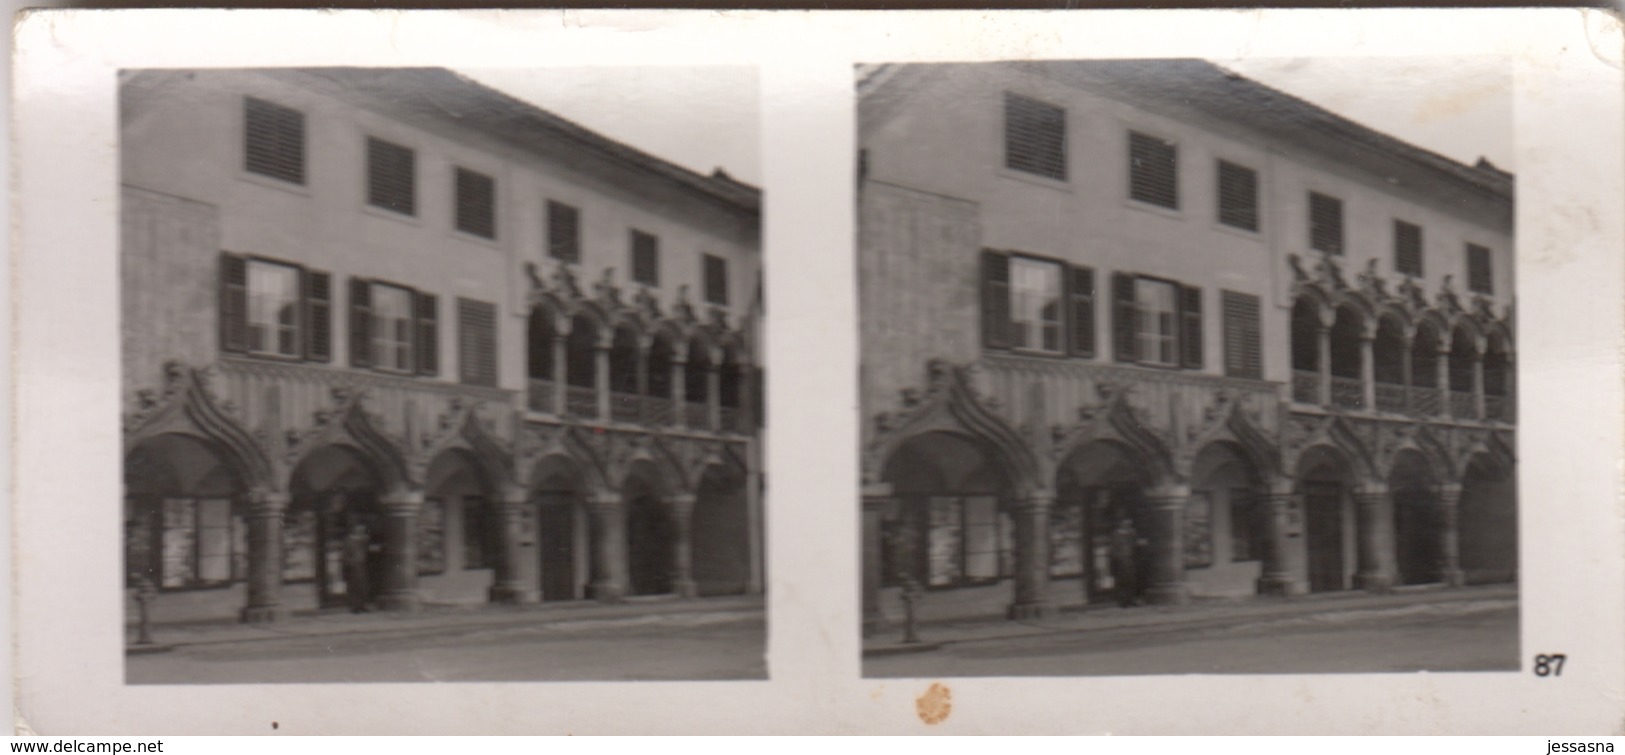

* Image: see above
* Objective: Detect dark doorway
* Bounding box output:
[1304,481,1345,593]
[1393,485,1441,584]
[627,495,673,595]
[537,498,577,602]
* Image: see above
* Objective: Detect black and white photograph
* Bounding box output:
[858,58,1520,677]
[117,66,766,683]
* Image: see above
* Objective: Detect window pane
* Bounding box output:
[963,496,1000,580]
[195,499,233,583]
[1135,279,1178,366]
[927,497,962,587]
[372,285,415,372]
[247,262,300,357]
[1010,258,1061,353]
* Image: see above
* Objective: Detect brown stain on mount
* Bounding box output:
[916,682,952,725]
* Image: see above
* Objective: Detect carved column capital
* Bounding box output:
[381,490,425,517]
[1012,492,1054,514]
[246,489,290,516]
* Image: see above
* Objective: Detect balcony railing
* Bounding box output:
[1450,391,1478,420]
[1485,394,1510,422]
[720,406,743,434]
[1330,376,1364,410]
[527,378,556,414]
[1292,370,1319,404]
[610,391,642,423]
[1409,386,1443,417]
[565,385,598,419]
[685,401,709,430]
[1374,382,1407,414]
[646,397,675,427]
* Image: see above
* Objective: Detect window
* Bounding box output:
[1112,273,1202,369]
[349,278,437,376]
[1395,220,1424,277]
[1221,290,1263,380]
[1128,131,1178,209]
[1467,243,1494,294]
[243,96,305,185]
[1216,160,1259,232]
[547,201,580,263]
[418,499,446,575]
[457,298,498,388]
[219,253,331,363]
[366,137,416,216]
[1229,489,1263,562]
[462,496,493,570]
[703,254,729,306]
[631,230,660,286]
[924,496,1013,587]
[1134,279,1179,367]
[1004,92,1067,181]
[1010,257,1063,353]
[1308,192,1344,255]
[125,497,244,590]
[454,167,496,239]
[1184,493,1213,569]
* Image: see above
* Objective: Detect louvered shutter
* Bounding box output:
[1068,265,1095,357]
[1179,285,1204,369]
[1128,132,1178,209]
[981,251,1011,349]
[1466,244,1493,294]
[219,253,249,354]
[303,269,332,363]
[1217,161,1259,232]
[416,292,439,377]
[1394,221,1423,277]
[349,279,372,368]
[1112,273,1137,362]
[1221,290,1262,380]
[457,298,497,387]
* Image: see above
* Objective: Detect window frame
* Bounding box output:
[243,258,304,360]
[368,282,418,375]
[1132,276,1181,368]
[1006,254,1066,356]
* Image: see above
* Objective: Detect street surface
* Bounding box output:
[867,598,1518,677]
[128,610,765,684]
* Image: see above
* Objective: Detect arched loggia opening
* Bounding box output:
[1484,334,1512,421]
[1373,315,1408,413]
[1411,321,1444,416]
[533,455,592,602]
[719,344,743,433]
[1449,325,1480,419]
[565,314,600,418]
[419,449,497,602]
[1297,446,1356,593]
[1389,449,1442,585]
[684,338,712,429]
[1188,441,1267,597]
[286,446,385,610]
[1290,297,1323,404]
[608,324,642,423]
[125,435,248,606]
[646,332,675,425]
[1459,454,1518,584]
[1328,304,1365,410]
[880,432,1014,595]
[526,306,557,412]
[1054,440,1153,605]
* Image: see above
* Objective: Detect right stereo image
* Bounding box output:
[856,58,1518,677]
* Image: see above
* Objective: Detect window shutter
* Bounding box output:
[243,97,305,185]
[457,298,497,387]
[1004,93,1068,181]
[1128,131,1178,210]
[1466,243,1493,294]
[1394,220,1423,277]
[349,279,372,369]
[1221,290,1262,380]
[454,167,496,240]
[1216,160,1259,232]
[1111,272,1137,363]
[416,292,439,377]
[1179,285,1204,369]
[547,201,580,263]
[1309,192,1344,255]
[981,250,1011,350]
[1068,265,1096,357]
[303,269,332,363]
[219,253,249,354]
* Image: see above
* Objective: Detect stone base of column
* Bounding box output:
[1143,583,1190,606]
[377,590,424,613]
[1006,600,1053,620]
[1435,568,1466,588]
[488,583,538,604]
[240,605,288,625]
[1256,574,1303,596]
[1354,572,1395,593]
[589,581,626,603]
[673,579,699,598]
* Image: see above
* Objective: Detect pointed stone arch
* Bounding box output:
[1053,383,1177,488]
[285,387,413,496]
[416,399,514,491]
[518,423,612,497]
[1179,396,1281,483]
[123,361,274,492]
[1283,414,1379,487]
[865,360,1044,498]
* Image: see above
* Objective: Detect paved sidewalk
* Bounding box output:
[864,583,1518,655]
[127,594,765,652]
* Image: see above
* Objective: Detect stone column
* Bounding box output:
[550,333,567,415]
[861,484,892,637]
[1007,492,1055,619]
[594,344,612,420]
[635,339,650,423]
[1435,482,1466,586]
[1255,481,1299,596]
[1144,484,1192,605]
[1353,484,1397,592]
[488,485,536,604]
[1435,346,1451,418]
[377,490,425,613]
[1359,333,1376,411]
[1471,353,1486,421]
[1316,322,1333,406]
[587,492,629,602]
[240,488,290,624]
[672,359,688,429]
[1401,344,1414,414]
[706,365,722,432]
[668,493,698,598]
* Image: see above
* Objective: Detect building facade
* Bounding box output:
[858,60,1516,631]
[121,68,763,624]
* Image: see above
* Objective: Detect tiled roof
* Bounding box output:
[288,67,760,216]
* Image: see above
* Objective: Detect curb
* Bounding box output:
[863,641,944,658]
